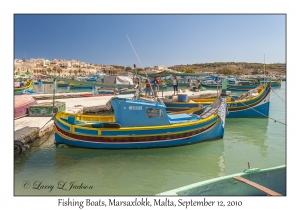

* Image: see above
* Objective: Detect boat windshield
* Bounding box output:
[146,108,165,118]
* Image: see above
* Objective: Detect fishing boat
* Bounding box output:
[97,88,116,95]
[57,81,69,87]
[14,80,34,94]
[260,78,281,86]
[54,95,227,149]
[226,80,260,91]
[14,95,37,119]
[157,165,286,196]
[69,84,94,89]
[41,80,54,84]
[86,77,97,82]
[117,88,136,95]
[163,84,271,118]
[200,79,222,88]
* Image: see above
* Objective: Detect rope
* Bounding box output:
[32,114,56,147]
[271,88,285,102]
[239,101,286,125]
[40,114,56,130]
[32,130,54,147]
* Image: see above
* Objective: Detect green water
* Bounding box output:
[14,83,286,195]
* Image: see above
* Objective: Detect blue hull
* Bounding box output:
[70,86,94,89]
[261,81,281,86]
[227,85,259,91]
[54,120,224,149]
[227,102,270,118]
[98,91,114,94]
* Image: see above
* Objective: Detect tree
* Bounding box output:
[216,68,232,75]
[73,70,78,75]
[136,68,143,72]
[53,66,57,75]
[56,67,62,76]
[47,68,52,75]
[183,68,196,73]
[69,70,73,76]
[125,66,132,71]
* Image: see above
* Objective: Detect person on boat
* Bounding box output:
[135,78,141,94]
[187,78,193,90]
[145,79,151,96]
[192,80,201,92]
[173,75,178,95]
[154,77,159,97]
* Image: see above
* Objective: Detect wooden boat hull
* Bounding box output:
[57,84,69,87]
[54,117,224,149]
[165,85,271,118]
[54,97,227,149]
[14,81,34,94]
[226,84,259,91]
[260,80,281,86]
[70,85,94,89]
[41,81,54,84]
[157,165,286,196]
[14,95,37,119]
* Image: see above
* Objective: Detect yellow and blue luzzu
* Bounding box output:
[171,84,271,118]
[54,96,227,149]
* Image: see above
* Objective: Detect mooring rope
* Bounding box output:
[33,130,54,147]
[32,114,56,147]
[239,101,286,125]
[271,88,285,103]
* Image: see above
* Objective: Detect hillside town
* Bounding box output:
[14,58,286,79]
[13,58,176,78]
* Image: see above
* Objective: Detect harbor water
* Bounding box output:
[14,82,286,195]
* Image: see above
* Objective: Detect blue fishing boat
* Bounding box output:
[260,79,281,86]
[164,84,271,118]
[57,81,69,87]
[226,81,260,91]
[14,80,34,95]
[69,84,94,89]
[86,77,97,82]
[157,165,286,196]
[54,95,227,149]
[97,88,115,95]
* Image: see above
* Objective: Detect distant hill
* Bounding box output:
[168,62,286,75]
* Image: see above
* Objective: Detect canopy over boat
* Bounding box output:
[135,70,209,78]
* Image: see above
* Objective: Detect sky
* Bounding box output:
[14,14,286,68]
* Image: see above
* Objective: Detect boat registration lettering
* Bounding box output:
[129,106,142,110]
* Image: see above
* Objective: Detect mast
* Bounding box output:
[126,34,155,100]
[264,54,266,84]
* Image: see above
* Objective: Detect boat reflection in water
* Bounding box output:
[54,136,226,195]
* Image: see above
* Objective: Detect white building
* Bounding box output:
[153,65,168,71]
